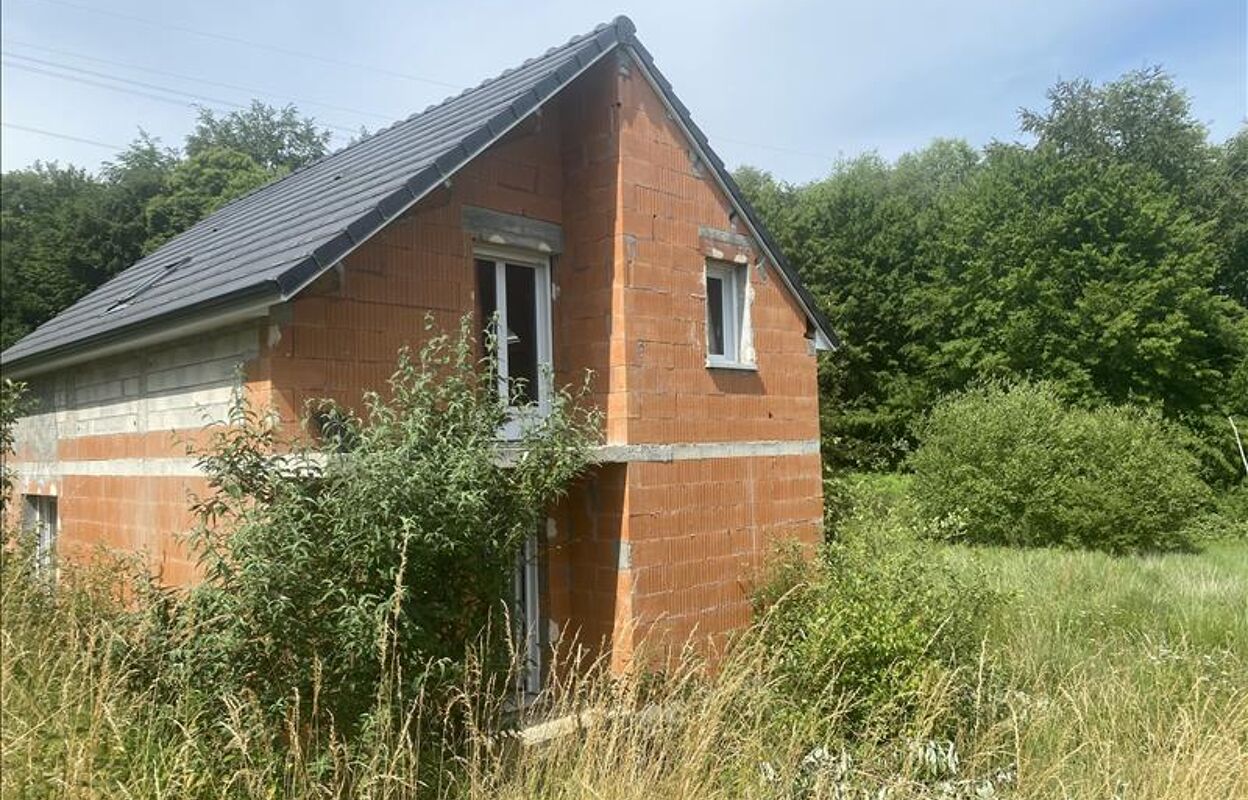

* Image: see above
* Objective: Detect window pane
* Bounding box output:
[706,275,725,356]
[505,263,539,405]
[475,259,500,397]
[475,259,498,346]
[25,495,57,574]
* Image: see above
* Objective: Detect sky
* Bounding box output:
[1,0,1244,184]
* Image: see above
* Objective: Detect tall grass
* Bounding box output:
[4,538,1247,798]
[1,540,1010,799]
[958,542,1248,798]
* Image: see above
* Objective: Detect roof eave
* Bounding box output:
[0,282,282,379]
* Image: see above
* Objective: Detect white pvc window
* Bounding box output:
[24,495,58,575]
[512,531,542,697]
[475,248,553,439]
[706,261,751,367]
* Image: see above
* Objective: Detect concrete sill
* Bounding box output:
[705,360,758,372]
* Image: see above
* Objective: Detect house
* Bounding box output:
[2,16,835,673]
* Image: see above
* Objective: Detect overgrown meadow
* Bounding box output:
[4,477,1246,798]
[3,357,1247,798]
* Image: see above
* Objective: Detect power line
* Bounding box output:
[21,0,460,89]
[2,38,401,122]
[10,0,835,170]
[5,56,249,109]
[2,121,125,150]
[3,56,359,138]
[4,58,230,109]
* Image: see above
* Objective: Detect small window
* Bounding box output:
[23,495,58,574]
[705,262,750,367]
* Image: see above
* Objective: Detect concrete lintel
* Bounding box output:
[697,226,753,250]
[594,439,820,464]
[11,440,821,483]
[463,205,564,254]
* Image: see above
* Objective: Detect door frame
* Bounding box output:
[513,529,543,696]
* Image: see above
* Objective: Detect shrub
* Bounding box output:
[1182,483,1248,542]
[1,378,29,519]
[909,382,1212,553]
[131,321,598,730]
[754,498,995,735]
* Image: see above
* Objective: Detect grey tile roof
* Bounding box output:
[2,15,836,371]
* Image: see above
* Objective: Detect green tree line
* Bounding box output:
[736,67,1247,486]
[1,102,331,348]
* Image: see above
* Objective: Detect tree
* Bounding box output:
[1203,129,1248,307]
[144,147,271,251]
[96,133,179,270]
[915,145,1244,417]
[0,163,109,347]
[186,101,331,172]
[1019,66,1215,197]
[737,69,1246,479]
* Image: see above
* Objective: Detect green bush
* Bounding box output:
[131,321,598,730]
[1,378,30,519]
[909,382,1212,553]
[754,498,995,734]
[1182,483,1248,542]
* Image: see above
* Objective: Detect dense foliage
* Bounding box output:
[131,326,597,729]
[738,68,1248,484]
[0,103,329,349]
[754,481,995,733]
[0,379,28,518]
[909,382,1212,553]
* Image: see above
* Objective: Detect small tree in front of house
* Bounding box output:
[1,379,29,522]
[133,319,598,734]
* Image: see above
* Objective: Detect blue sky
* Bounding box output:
[1,0,1243,183]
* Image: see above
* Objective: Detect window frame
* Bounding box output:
[474,245,554,438]
[512,530,542,697]
[23,494,58,575]
[705,260,754,370]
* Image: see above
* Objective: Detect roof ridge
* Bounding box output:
[205,18,628,222]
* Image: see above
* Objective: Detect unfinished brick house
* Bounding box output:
[2,16,836,677]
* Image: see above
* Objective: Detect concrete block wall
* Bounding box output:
[8,324,265,583]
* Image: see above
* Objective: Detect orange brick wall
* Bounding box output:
[52,475,207,585]
[606,56,823,663]
[623,453,823,658]
[613,60,820,445]
[261,68,587,422]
